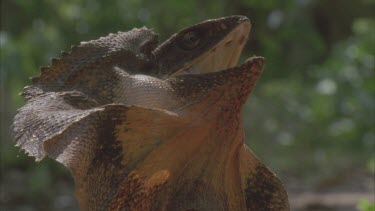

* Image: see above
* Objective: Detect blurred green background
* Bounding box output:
[1,0,374,210]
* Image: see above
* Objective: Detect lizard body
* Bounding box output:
[13,16,289,210]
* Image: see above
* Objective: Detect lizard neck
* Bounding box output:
[109,117,246,210]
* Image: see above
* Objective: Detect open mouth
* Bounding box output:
[171,21,252,77]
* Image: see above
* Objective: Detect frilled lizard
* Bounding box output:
[13,16,289,210]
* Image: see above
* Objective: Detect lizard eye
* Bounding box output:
[179,31,201,50]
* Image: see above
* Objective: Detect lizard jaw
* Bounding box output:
[172,21,251,77]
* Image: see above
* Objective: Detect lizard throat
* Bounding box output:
[171,21,251,77]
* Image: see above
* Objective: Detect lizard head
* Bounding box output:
[153,15,251,78]
[115,16,261,117]
[151,16,263,122]
[117,16,263,133]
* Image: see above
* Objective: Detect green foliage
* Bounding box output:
[1,0,374,210]
[358,199,375,211]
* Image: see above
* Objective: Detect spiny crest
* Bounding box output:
[32,27,156,82]
[22,27,159,100]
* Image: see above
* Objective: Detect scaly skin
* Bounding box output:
[13,16,289,210]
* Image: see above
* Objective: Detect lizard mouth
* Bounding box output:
[171,21,251,77]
